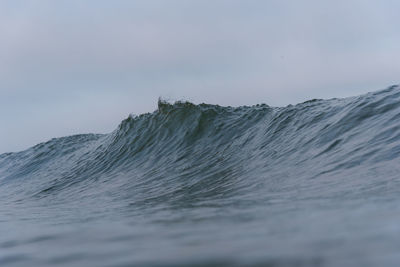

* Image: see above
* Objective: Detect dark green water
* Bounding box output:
[1,85,400,266]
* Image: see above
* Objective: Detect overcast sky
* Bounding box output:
[1,0,399,153]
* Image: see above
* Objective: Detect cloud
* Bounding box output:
[0,0,399,152]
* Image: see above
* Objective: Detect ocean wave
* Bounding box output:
[1,85,400,266]
[1,85,399,202]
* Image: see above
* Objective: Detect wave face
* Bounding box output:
[1,85,400,266]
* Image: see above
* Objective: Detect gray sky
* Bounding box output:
[1,0,399,153]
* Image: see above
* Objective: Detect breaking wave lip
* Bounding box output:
[0,84,399,204]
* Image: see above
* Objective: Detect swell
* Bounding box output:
[1,85,400,205]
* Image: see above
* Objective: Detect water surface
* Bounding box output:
[1,85,400,266]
